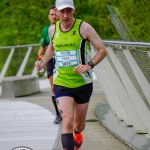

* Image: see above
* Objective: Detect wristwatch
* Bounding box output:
[88,61,94,68]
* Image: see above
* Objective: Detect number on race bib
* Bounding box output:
[56,50,78,68]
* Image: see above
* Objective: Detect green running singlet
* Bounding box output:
[52,19,93,88]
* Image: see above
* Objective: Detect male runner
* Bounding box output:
[38,0,107,149]
[37,6,61,124]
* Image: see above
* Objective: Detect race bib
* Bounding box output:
[56,50,78,67]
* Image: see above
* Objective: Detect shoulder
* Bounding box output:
[48,24,56,38]
[49,24,55,32]
[49,21,60,32]
[80,21,94,39]
[80,21,91,30]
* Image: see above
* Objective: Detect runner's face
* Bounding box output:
[48,9,59,25]
[57,8,74,25]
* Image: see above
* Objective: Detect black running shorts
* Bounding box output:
[46,58,55,78]
[54,83,93,104]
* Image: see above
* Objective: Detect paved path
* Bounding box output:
[0,78,133,150]
[53,81,133,150]
[0,78,59,150]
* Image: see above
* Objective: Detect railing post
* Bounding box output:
[148,51,150,58]
[0,48,15,82]
[123,50,150,105]
[107,47,150,135]
[16,46,32,76]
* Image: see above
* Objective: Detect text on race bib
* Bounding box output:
[56,50,78,67]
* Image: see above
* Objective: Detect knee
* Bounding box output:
[63,116,74,131]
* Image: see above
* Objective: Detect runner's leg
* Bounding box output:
[57,96,75,150]
[73,102,89,149]
[47,59,61,124]
[73,102,89,132]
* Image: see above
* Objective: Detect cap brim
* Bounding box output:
[56,5,75,10]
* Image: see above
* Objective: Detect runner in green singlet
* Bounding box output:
[37,6,61,124]
[37,0,107,149]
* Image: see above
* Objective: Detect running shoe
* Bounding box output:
[74,132,83,150]
[53,115,62,124]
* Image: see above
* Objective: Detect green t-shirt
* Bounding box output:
[52,19,93,88]
[40,25,50,46]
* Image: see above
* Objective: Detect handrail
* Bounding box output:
[0,41,150,49]
[103,40,150,47]
[0,44,39,49]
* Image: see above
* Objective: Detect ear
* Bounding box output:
[72,9,75,14]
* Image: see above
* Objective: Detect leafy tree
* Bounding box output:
[0,0,149,76]
[0,0,150,46]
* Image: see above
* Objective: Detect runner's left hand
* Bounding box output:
[74,64,92,74]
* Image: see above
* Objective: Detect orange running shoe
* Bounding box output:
[74,132,83,150]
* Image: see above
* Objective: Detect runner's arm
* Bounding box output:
[74,22,107,74]
[43,25,55,67]
[81,22,107,66]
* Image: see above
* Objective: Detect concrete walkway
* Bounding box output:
[53,81,133,150]
[0,78,59,150]
[0,78,133,150]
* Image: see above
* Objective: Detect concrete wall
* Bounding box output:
[1,75,40,98]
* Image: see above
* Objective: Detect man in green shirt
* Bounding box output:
[38,6,61,124]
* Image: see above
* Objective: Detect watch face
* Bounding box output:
[90,62,94,65]
[88,61,94,68]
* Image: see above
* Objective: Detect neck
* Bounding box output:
[61,18,75,32]
[51,23,55,26]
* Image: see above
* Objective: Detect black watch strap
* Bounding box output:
[88,61,94,68]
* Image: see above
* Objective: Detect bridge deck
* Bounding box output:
[0,78,133,150]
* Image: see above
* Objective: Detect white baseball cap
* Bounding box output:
[56,0,75,10]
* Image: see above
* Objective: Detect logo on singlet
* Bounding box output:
[71,31,76,36]
[56,43,76,48]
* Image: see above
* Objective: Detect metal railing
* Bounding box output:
[0,41,150,81]
[0,44,40,82]
[0,41,150,136]
[92,41,150,136]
